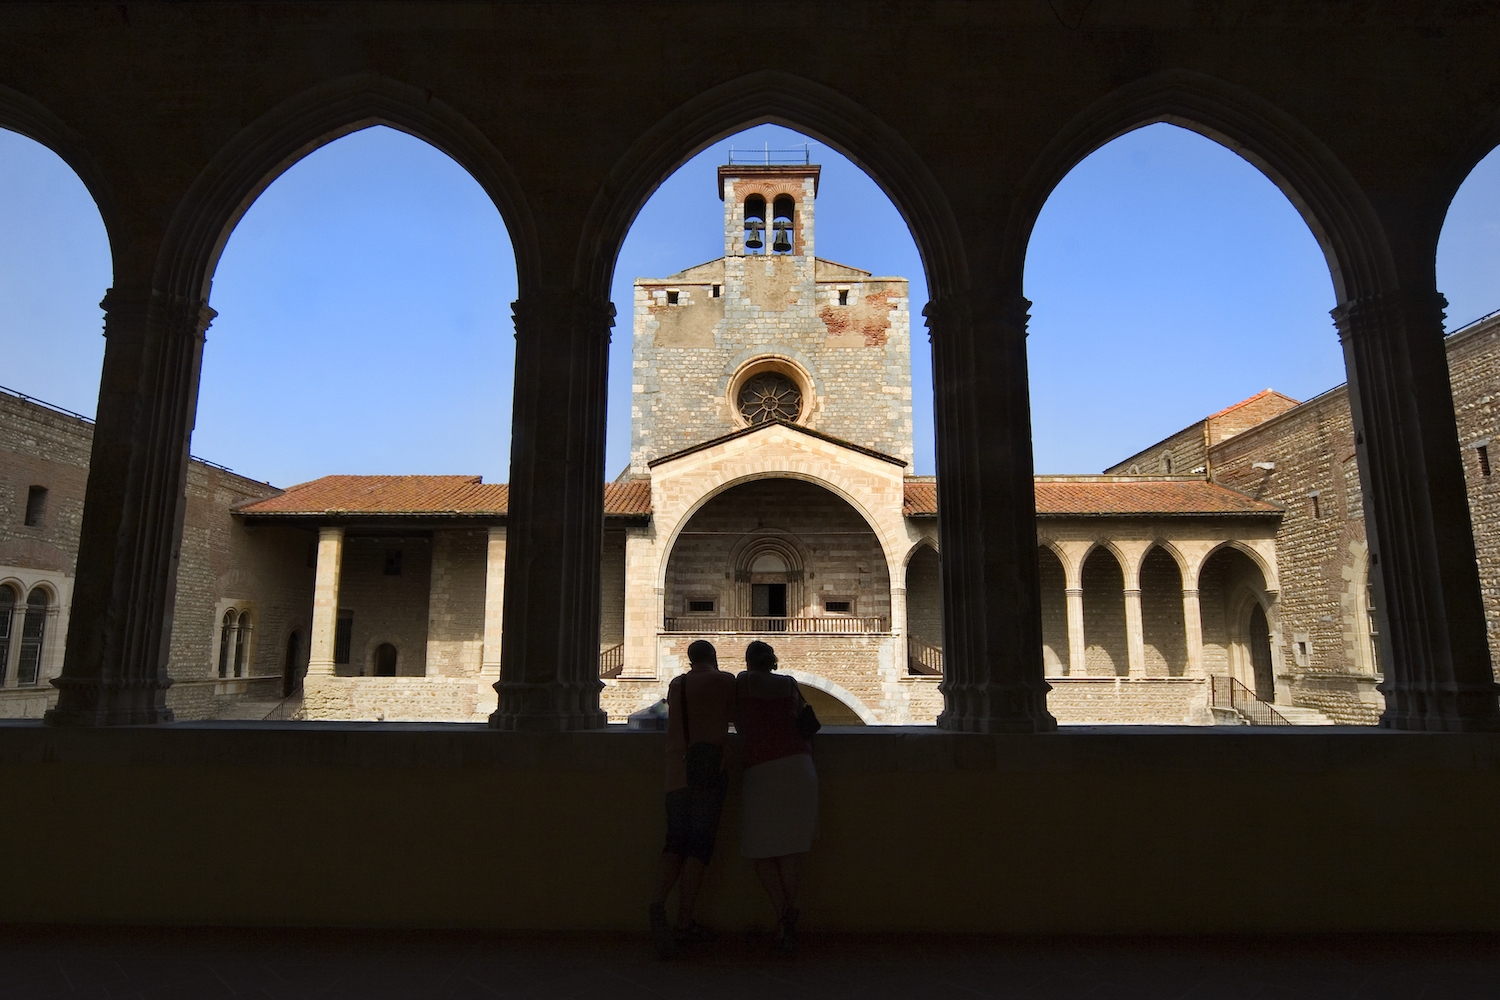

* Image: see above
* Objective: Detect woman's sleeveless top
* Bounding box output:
[739,694,812,768]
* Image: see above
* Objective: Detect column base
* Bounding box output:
[489,680,608,731]
[1380,683,1500,732]
[936,680,1058,733]
[44,676,175,726]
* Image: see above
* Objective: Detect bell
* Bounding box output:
[772,222,792,254]
[744,218,764,250]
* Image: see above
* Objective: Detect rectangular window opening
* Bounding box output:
[711,284,721,298]
[334,610,353,665]
[1480,444,1491,477]
[666,290,679,305]
[23,486,47,527]
[1309,494,1321,519]
[824,599,852,614]
[837,289,849,305]
[383,549,402,576]
[687,600,715,613]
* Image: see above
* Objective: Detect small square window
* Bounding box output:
[666,290,679,305]
[23,485,47,527]
[824,599,852,614]
[837,289,849,305]
[384,549,402,576]
[688,599,715,613]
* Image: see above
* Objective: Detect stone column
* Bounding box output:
[621,527,658,678]
[1334,287,1499,731]
[1123,589,1146,677]
[1065,588,1086,677]
[480,526,506,677]
[307,527,345,677]
[490,292,610,731]
[1182,588,1204,675]
[927,289,1055,732]
[46,289,214,726]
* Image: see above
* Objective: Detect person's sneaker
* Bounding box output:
[673,921,717,946]
[649,903,675,959]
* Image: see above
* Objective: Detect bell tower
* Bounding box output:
[718,160,819,258]
[629,155,911,473]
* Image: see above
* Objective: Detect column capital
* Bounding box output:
[101,287,217,341]
[923,288,1031,343]
[511,290,614,341]
[1330,287,1446,344]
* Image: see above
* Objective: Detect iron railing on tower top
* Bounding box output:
[726,145,814,166]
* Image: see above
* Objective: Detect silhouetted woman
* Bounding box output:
[735,640,818,955]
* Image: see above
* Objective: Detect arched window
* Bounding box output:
[233,610,251,678]
[218,610,235,678]
[0,585,16,685]
[17,588,48,686]
[743,194,766,252]
[771,195,795,254]
[374,643,398,677]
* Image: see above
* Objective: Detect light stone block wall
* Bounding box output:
[630,167,911,472]
[1046,677,1214,726]
[425,529,488,679]
[335,535,432,678]
[0,391,314,719]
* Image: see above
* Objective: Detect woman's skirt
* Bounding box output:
[740,752,819,858]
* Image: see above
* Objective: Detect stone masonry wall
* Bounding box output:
[904,544,942,646]
[1082,549,1127,675]
[664,478,891,623]
[630,167,911,471]
[1140,547,1187,676]
[1447,318,1500,673]
[1038,546,1068,671]
[425,529,487,679]
[0,391,313,719]
[336,535,432,677]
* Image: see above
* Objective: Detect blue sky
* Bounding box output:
[2,123,1497,485]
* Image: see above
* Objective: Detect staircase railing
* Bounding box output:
[1209,675,1291,725]
[599,642,624,679]
[907,636,943,676]
[261,689,304,721]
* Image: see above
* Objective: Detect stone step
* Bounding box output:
[1274,704,1337,725]
[214,700,289,721]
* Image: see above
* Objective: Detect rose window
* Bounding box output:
[737,372,803,425]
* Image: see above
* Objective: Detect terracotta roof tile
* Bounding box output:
[240,474,1275,521]
[903,478,1281,517]
[236,475,650,518]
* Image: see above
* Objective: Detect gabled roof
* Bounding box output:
[647,419,907,469]
[902,477,1282,518]
[235,475,650,520]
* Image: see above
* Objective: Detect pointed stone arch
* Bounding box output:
[0,82,117,268]
[576,69,967,302]
[1003,68,1395,303]
[155,71,539,303]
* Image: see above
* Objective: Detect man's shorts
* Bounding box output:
[662,774,727,864]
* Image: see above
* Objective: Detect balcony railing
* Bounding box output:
[907,636,943,676]
[1209,675,1291,725]
[599,642,624,678]
[664,616,887,634]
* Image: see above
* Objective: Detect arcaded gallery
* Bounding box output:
[1,1,1499,958]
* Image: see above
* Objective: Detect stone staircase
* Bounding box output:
[1272,704,1336,725]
